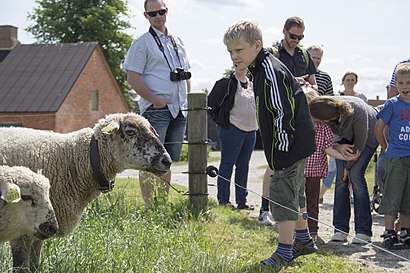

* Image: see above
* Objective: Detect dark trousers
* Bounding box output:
[305,177,321,234]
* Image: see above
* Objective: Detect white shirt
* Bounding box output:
[122,27,190,118]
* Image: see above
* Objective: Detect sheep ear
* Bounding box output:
[101,121,120,135]
[0,183,21,203]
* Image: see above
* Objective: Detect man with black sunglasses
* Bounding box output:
[122,0,191,206]
[276,16,317,88]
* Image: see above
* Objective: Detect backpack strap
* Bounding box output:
[269,46,280,59]
[297,45,310,68]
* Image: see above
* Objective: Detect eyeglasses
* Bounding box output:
[146,9,167,17]
[288,32,304,41]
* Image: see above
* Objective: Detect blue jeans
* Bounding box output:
[142,105,186,161]
[333,145,376,236]
[217,124,256,205]
[322,156,336,188]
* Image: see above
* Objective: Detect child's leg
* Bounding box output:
[305,177,320,234]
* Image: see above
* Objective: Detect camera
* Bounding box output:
[170,68,191,81]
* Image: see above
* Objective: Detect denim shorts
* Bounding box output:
[379,156,410,216]
[269,158,307,221]
[142,105,186,162]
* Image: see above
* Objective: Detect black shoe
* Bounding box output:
[400,229,410,245]
[237,203,255,210]
[292,238,318,259]
[381,230,408,250]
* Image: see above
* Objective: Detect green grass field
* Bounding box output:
[0,173,372,273]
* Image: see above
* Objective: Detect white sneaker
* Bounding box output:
[351,233,371,244]
[331,232,348,242]
[258,211,274,225]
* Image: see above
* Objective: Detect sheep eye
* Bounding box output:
[21,195,36,207]
[125,130,136,136]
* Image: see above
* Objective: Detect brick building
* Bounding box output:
[0,25,129,132]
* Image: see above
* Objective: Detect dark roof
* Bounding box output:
[0,42,98,112]
[0,50,11,62]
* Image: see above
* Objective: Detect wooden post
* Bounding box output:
[187,92,208,210]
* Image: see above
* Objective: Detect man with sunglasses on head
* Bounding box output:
[122,0,191,207]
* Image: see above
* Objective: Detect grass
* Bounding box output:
[0,176,370,273]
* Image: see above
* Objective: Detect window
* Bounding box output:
[91,90,99,111]
[0,123,22,127]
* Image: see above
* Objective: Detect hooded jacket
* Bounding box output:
[250,48,316,170]
[207,73,238,128]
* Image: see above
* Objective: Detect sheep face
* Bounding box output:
[96,113,172,176]
[0,167,58,243]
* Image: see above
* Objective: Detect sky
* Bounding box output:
[2,0,410,100]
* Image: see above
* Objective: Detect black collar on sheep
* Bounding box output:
[90,135,115,193]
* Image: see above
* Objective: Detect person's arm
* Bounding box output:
[325,146,360,161]
[267,70,297,152]
[374,119,388,150]
[127,71,167,108]
[186,79,191,93]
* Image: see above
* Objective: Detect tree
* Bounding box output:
[26,0,134,107]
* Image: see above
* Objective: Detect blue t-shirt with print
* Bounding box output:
[377,96,410,158]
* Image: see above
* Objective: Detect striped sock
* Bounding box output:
[294,228,311,243]
[264,243,293,266]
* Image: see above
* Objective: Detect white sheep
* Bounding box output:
[0,113,172,272]
[0,165,58,272]
[0,166,57,243]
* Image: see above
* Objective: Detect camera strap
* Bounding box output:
[149,27,181,71]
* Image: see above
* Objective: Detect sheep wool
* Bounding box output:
[0,113,172,271]
[0,165,57,243]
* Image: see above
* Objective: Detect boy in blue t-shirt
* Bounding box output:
[375,62,410,249]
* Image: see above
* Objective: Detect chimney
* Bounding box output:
[0,25,19,49]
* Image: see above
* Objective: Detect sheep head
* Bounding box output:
[95,113,172,177]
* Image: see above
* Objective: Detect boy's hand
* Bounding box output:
[343,168,350,184]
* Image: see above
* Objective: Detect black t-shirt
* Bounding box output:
[277,43,316,78]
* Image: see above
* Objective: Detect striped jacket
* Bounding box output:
[250,49,316,170]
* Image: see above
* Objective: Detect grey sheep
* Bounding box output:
[0,113,172,272]
[0,165,58,243]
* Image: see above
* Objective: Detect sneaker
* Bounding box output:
[351,233,371,244]
[381,230,408,250]
[258,211,274,225]
[311,233,325,245]
[237,203,255,210]
[292,238,318,259]
[331,232,348,242]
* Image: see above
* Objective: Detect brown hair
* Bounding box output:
[284,16,305,31]
[341,71,358,85]
[309,96,354,121]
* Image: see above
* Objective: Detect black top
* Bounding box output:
[207,73,238,128]
[250,48,316,170]
[276,42,316,78]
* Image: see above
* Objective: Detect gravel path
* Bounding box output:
[119,150,410,272]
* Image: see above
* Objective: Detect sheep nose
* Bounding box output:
[39,221,58,238]
[162,154,172,168]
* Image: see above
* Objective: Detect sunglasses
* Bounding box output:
[288,32,304,41]
[146,9,167,17]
